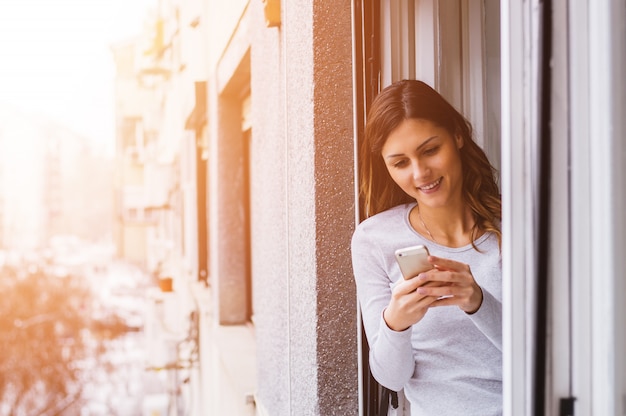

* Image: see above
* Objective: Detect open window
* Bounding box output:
[353,0,501,413]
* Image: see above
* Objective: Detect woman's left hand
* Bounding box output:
[415,255,483,314]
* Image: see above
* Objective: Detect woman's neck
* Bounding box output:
[411,202,477,248]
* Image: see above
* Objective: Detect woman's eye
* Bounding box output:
[393,160,408,168]
[423,146,439,156]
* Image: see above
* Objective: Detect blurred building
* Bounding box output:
[112,1,626,416]
[0,106,114,251]
[0,121,3,248]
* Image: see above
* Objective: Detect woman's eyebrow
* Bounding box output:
[384,136,439,159]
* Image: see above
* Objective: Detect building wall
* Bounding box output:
[249,2,289,413]
[195,0,360,412]
[116,0,359,413]
[206,0,249,69]
[248,0,358,414]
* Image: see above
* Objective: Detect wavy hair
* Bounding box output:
[360,79,501,248]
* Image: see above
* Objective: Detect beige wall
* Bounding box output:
[202,0,359,414]
[206,0,249,68]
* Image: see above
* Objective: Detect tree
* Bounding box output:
[0,264,93,415]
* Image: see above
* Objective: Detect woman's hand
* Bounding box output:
[415,256,483,314]
[383,275,439,331]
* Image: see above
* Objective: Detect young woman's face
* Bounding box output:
[381,118,464,209]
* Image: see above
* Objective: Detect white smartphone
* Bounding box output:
[394,245,432,280]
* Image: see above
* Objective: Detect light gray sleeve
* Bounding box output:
[352,227,415,391]
[468,286,502,351]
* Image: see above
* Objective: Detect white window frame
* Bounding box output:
[502,1,626,415]
[500,1,538,414]
[570,1,626,415]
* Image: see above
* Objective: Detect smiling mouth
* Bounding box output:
[418,177,442,191]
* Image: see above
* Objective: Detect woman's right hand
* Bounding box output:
[383,275,439,331]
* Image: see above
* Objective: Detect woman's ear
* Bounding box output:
[455,133,464,149]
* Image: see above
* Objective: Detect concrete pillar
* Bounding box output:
[251,0,359,414]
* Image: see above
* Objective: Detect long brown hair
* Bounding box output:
[360,79,501,247]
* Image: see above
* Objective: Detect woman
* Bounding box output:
[351,79,502,415]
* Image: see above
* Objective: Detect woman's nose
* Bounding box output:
[412,160,426,181]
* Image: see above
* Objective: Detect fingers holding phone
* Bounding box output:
[395,245,446,290]
[383,245,440,331]
[384,282,438,331]
[393,246,482,314]
[415,255,483,314]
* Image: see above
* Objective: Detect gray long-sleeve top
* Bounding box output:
[351,203,502,416]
